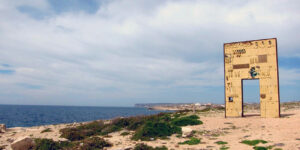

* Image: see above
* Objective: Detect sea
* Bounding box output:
[0,105,171,128]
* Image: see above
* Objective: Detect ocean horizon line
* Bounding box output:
[0,103,138,108]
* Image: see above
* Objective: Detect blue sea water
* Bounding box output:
[0,105,170,128]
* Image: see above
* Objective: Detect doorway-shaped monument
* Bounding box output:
[224,38,280,118]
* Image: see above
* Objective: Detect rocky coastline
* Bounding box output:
[0,101,299,150]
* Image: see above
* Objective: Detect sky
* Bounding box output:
[0,0,300,106]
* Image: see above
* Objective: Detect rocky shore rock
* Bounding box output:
[0,124,6,133]
[11,137,35,150]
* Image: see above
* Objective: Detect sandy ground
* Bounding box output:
[0,107,299,150]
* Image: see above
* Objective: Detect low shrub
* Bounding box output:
[197,107,225,112]
[220,145,230,150]
[253,145,273,150]
[60,121,109,141]
[132,121,181,141]
[33,138,74,150]
[134,143,168,150]
[80,137,112,150]
[33,139,61,150]
[60,128,85,141]
[100,125,121,135]
[112,113,172,131]
[253,146,267,150]
[241,139,267,146]
[41,128,52,133]
[112,116,144,130]
[215,141,228,145]
[171,115,202,126]
[178,137,201,145]
[60,112,203,141]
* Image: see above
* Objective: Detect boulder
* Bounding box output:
[181,127,193,138]
[0,124,6,133]
[11,137,35,150]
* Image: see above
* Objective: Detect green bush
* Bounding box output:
[132,121,181,141]
[60,121,109,141]
[100,125,121,135]
[116,115,158,131]
[253,146,268,150]
[171,115,202,126]
[134,143,168,150]
[215,141,228,145]
[60,128,85,141]
[112,113,172,131]
[33,139,61,150]
[33,138,74,150]
[220,146,230,150]
[41,128,52,133]
[253,145,273,150]
[178,137,201,145]
[241,139,267,146]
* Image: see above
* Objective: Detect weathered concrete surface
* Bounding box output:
[224,38,280,118]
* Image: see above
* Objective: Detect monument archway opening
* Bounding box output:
[242,79,260,117]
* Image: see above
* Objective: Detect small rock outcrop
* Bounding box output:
[11,137,35,150]
[0,124,6,133]
[182,127,193,138]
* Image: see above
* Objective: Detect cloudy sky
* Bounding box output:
[0,0,299,106]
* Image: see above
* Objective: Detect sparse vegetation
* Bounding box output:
[220,146,230,150]
[33,139,62,150]
[178,137,201,145]
[215,141,228,145]
[171,115,202,126]
[197,107,225,113]
[33,137,111,150]
[132,121,181,141]
[60,112,203,141]
[60,120,121,141]
[281,101,300,110]
[253,146,273,150]
[80,137,112,150]
[241,139,267,146]
[240,139,272,150]
[41,128,52,133]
